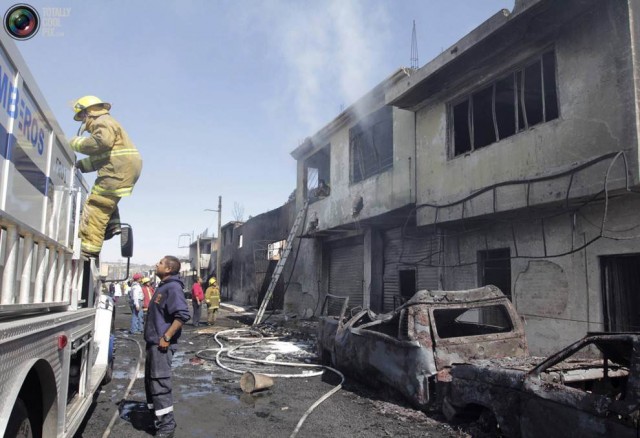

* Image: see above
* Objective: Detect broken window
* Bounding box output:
[305,144,331,202]
[479,248,512,300]
[350,106,393,183]
[451,50,558,156]
[433,304,513,339]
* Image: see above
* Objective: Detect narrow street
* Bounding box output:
[75,299,470,438]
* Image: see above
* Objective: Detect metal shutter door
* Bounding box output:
[328,237,364,310]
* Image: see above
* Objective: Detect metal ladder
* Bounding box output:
[253,199,309,325]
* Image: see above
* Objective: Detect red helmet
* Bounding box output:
[132,273,143,281]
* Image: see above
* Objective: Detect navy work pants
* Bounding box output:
[145,344,177,433]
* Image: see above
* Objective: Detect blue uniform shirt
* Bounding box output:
[144,275,190,345]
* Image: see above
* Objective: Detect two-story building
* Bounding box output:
[387,0,640,354]
[290,0,640,354]
[290,68,441,318]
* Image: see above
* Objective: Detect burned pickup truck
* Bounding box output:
[443,333,640,437]
[317,285,528,409]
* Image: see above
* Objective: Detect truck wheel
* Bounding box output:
[5,398,33,438]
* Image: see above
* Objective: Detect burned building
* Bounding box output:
[289,69,440,319]
[290,0,640,355]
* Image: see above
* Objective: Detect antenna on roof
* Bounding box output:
[410,20,419,69]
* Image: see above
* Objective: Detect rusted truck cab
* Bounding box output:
[317,285,528,409]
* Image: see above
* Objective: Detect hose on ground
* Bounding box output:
[195,328,344,438]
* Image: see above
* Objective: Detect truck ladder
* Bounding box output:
[253,199,308,325]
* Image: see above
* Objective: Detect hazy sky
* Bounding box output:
[12,0,513,264]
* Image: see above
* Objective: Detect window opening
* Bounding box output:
[451,50,558,157]
[305,145,331,202]
[399,269,416,299]
[350,106,393,183]
[479,248,512,300]
[433,304,513,338]
[238,234,243,249]
[601,254,640,331]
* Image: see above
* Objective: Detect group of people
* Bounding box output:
[190,276,221,326]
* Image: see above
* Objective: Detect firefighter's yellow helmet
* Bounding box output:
[72,95,111,121]
[208,277,217,285]
[141,277,150,284]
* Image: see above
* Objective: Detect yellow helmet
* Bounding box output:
[72,95,111,121]
[141,277,150,284]
[208,277,217,285]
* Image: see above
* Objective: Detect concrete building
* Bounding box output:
[217,202,296,307]
[290,0,640,355]
[386,0,640,354]
[289,68,440,318]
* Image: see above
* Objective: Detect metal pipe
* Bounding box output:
[45,245,56,302]
[33,241,46,303]
[54,248,64,302]
[63,255,72,303]
[19,233,33,304]
[1,225,18,304]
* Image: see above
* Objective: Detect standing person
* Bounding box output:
[129,274,144,334]
[144,256,190,438]
[141,277,155,325]
[191,277,204,326]
[205,277,220,325]
[69,96,142,258]
[113,281,122,304]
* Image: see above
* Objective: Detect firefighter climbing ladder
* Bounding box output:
[253,199,309,325]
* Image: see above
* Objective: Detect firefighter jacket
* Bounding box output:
[205,284,220,309]
[70,113,142,197]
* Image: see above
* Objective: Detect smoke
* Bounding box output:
[246,0,392,135]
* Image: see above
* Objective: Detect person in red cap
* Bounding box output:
[129,273,144,334]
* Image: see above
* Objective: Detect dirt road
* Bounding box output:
[74,300,470,438]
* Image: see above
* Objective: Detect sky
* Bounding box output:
[10,0,514,264]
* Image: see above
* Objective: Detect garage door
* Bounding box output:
[328,236,364,310]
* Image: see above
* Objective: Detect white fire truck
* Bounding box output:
[0,32,133,437]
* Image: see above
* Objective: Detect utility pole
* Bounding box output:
[217,196,222,291]
[196,234,201,279]
[205,195,222,290]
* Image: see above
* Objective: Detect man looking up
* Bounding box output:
[143,256,190,438]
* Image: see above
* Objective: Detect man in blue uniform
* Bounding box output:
[144,255,190,438]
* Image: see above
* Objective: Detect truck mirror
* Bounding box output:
[120,224,133,258]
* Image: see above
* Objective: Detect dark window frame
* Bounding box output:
[350,106,394,184]
[449,49,559,158]
[304,144,331,202]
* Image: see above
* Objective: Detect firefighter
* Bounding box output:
[69,96,142,258]
[204,277,220,325]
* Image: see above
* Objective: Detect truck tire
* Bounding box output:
[5,398,33,438]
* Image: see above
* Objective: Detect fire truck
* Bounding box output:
[0,31,132,437]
